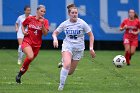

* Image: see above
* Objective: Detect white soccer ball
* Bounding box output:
[113,55,126,68]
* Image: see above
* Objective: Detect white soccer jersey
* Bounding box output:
[16,14,31,38]
[56,18,92,51]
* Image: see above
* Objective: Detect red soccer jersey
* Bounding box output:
[22,16,49,47]
[120,18,140,40]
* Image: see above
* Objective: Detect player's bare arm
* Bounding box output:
[120,25,127,31]
[132,29,140,35]
[21,25,28,36]
[52,30,59,48]
[87,31,96,58]
[41,23,49,36]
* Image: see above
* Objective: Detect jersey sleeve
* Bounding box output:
[120,20,126,28]
[56,22,65,33]
[44,19,49,30]
[16,16,20,24]
[22,16,31,26]
[82,20,92,33]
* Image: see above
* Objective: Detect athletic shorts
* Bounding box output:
[21,41,40,57]
[62,44,84,60]
[123,38,138,47]
[17,30,24,39]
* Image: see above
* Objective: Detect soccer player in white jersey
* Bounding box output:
[15,5,31,65]
[52,4,96,90]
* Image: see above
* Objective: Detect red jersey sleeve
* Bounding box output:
[120,19,126,28]
[22,16,32,26]
[44,19,49,30]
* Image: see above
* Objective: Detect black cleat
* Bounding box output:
[16,75,21,84]
[127,64,130,66]
[58,62,63,68]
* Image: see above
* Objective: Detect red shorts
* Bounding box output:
[21,41,40,57]
[123,38,138,47]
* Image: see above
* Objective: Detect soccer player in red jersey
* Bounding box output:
[120,9,140,65]
[16,5,49,83]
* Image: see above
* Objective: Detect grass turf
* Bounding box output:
[0,49,140,93]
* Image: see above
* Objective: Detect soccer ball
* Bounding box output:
[113,55,126,68]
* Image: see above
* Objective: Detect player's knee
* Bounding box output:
[65,66,70,70]
[63,63,71,70]
[34,52,39,58]
[63,65,70,70]
[131,52,135,55]
[27,55,34,60]
[125,49,130,53]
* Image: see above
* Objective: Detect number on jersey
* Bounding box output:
[69,35,78,39]
[34,30,38,35]
[128,29,133,33]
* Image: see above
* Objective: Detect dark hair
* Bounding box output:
[67,4,76,13]
[24,5,30,11]
[134,13,139,19]
[37,5,46,10]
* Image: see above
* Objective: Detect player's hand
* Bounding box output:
[53,40,58,48]
[131,31,140,35]
[39,16,44,25]
[23,31,28,36]
[90,49,96,58]
[123,25,128,30]
[40,19,44,25]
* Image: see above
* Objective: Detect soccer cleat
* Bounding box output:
[58,62,63,68]
[17,59,22,65]
[127,64,130,66]
[16,75,21,84]
[58,85,64,91]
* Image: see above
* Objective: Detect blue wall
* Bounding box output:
[0,0,139,41]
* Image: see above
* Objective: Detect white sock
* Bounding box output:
[18,45,24,60]
[59,67,69,87]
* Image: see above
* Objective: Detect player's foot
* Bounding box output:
[16,75,21,84]
[17,59,22,65]
[16,71,23,84]
[127,64,130,66]
[58,62,63,68]
[58,84,64,91]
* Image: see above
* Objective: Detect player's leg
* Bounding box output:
[129,40,138,61]
[32,47,40,58]
[68,51,83,75]
[58,51,72,90]
[21,46,40,73]
[16,46,40,84]
[124,44,131,65]
[17,38,24,65]
[68,60,79,75]
[123,38,131,65]
[16,45,34,83]
[130,46,136,59]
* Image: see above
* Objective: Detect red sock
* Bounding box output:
[125,51,130,65]
[20,57,33,75]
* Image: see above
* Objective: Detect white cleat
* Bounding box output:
[58,85,64,91]
[17,59,22,65]
[58,62,63,68]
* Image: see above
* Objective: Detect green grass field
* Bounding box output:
[0,49,140,93]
